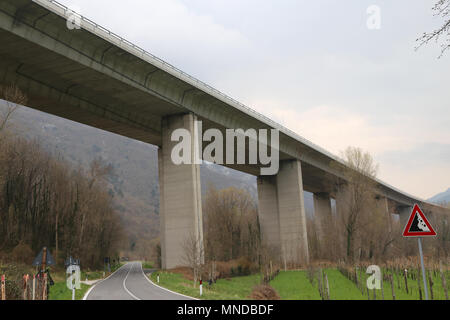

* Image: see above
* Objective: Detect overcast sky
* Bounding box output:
[58,0,450,199]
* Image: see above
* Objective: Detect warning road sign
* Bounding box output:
[402,204,436,237]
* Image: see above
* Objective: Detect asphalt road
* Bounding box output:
[85,261,193,300]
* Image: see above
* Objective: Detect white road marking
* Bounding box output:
[140,263,198,300]
[82,263,129,300]
[122,262,141,300]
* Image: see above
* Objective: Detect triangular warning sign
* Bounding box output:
[403,204,436,237]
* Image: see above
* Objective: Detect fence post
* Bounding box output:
[440,261,448,300]
[23,274,29,300]
[32,274,36,300]
[389,274,395,300]
[1,275,5,300]
[403,269,409,294]
[43,273,48,300]
[428,271,434,300]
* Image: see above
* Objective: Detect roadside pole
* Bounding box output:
[1,274,5,300]
[418,238,429,300]
[402,204,436,301]
[199,279,203,296]
[32,275,36,300]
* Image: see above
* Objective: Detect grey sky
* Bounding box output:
[59,0,450,199]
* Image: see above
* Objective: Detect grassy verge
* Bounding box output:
[357,268,450,300]
[147,267,449,300]
[270,271,321,300]
[142,261,154,269]
[149,271,261,300]
[48,281,91,300]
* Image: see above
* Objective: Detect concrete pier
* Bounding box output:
[313,192,332,240]
[158,113,203,269]
[257,160,309,265]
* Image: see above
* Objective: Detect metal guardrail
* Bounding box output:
[31,0,431,205]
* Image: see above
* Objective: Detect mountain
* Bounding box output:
[427,188,450,205]
[2,102,315,254]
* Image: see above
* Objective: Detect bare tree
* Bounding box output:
[0,84,27,132]
[336,147,379,263]
[416,0,450,57]
[181,233,204,287]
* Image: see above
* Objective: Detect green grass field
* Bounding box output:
[270,271,321,300]
[142,261,154,269]
[149,271,261,300]
[150,267,449,300]
[357,268,450,300]
[48,281,91,300]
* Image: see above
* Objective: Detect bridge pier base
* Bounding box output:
[158,113,203,270]
[257,160,309,266]
[313,192,332,242]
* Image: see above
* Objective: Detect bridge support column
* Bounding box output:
[398,206,412,229]
[257,175,281,252]
[313,193,332,240]
[375,196,392,232]
[257,160,309,266]
[158,113,203,269]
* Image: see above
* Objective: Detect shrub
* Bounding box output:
[250,285,280,300]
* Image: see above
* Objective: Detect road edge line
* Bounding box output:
[82,263,129,300]
[140,263,199,300]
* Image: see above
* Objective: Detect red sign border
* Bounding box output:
[402,203,437,237]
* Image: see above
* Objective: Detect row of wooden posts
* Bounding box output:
[0,273,48,300]
[342,264,448,300]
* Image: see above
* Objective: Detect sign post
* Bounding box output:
[402,204,437,301]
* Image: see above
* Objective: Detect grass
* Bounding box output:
[48,281,91,300]
[149,271,261,300]
[149,267,449,300]
[324,269,366,300]
[270,271,321,300]
[357,268,450,300]
[141,261,154,269]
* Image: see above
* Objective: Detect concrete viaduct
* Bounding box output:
[0,0,447,269]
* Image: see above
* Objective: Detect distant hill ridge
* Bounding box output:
[2,102,316,254]
[428,188,450,205]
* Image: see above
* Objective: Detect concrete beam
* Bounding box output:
[158,113,203,269]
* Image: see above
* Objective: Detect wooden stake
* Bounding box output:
[440,261,448,300]
[402,269,408,294]
[428,271,434,300]
[32,275,35,300]
[389,274,395,300]
[42,273,47,300]
[1,274,5,300]
[417,266,422,300]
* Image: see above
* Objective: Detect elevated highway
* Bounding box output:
[0,0,447,268]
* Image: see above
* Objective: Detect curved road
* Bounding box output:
[85,261,193,300]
